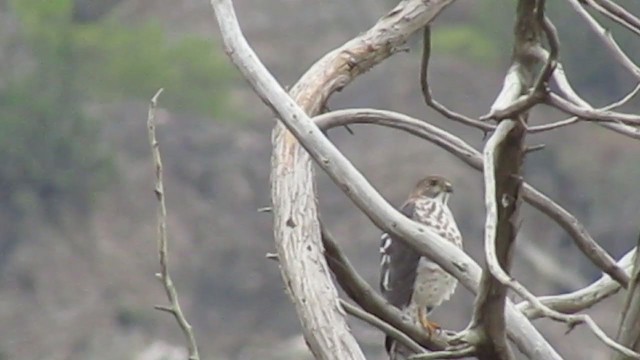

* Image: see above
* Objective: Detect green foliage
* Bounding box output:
[432,25,499,64]
[73,20,234,115]
[0,82,112,216]
[115,304,155,329]
[1,0,234,218]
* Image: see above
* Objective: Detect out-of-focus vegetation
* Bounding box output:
[0,0,234,218]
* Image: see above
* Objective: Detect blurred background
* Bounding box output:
[0,0,639,359]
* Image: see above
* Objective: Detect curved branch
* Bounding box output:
[531,34,640,139]
[420,26,494,132]
[547,92,640,126]
[313,108,629,288]
[518,248,635,319]
[528,83,640,133]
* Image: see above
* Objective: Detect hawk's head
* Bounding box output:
[411,175,453,204]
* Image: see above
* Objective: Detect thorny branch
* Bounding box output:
[147,89,200,360]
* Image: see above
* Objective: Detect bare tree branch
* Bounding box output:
[528,83,640,133]
[471,120,522,360]
[211,2,367,358]
[146,89,200,360]
[614,234,640,360]
[535,45,640,139]
[467,2,544,357]
[475,153,640,360]
[420,26,494,133]
[313,108,629,288]
[565,0,640,79]
[518,248,636,319]
[584,0,640,36]
[547,92,640,126]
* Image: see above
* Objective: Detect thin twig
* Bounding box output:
[565,0,640,80]
[147,88,200,360]
[547,92,640,126]
[528,82,640,133]
[584,0,640,37]
[339,300,427,355]
[419,26,494,133]
[531,45,640,139]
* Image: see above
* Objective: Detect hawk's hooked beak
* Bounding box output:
[445,182,453,193]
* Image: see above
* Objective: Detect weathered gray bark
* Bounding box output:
[467,1,541,359]
[267,1,454,358]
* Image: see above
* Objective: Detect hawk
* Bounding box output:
[379,175,463,358]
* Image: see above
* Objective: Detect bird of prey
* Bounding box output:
[379,175,463,358]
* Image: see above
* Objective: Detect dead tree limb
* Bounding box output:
[518,248,636,319]
[212,0,460,358]
[467,2,542,358]
[146,89,200,360]
[211,1,365,358]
